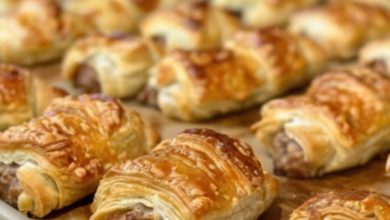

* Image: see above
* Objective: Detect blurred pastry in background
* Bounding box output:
[253,66,390,178]
[0,64,65,130]
[289,1,390,60]
[346,0,390,10]
[359,38,390,73]
[91,128,278,220]
[141,1,240,60]
[62,33,152,98]
[0,0,20,14]
[290,190,390,219]
[0,0,80,65]
[141,28,327,121]
[211,0,322,28]
[0,94,159,217]
[62,0,192,35]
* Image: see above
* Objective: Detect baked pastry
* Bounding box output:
[290,190,390,219]
[252,66,390,178]
[63,0,186,35]
[62,34,152,98]
[289,1,390,60]
[0,94,159,217]
[359,38,390,73]
[0,64,65,130]
[91,128,278,220]
[142,28,327,121]
[140,1,240,59]
[211,0,321,28]
[0,0,20,14]
[347,0,390,10]
[0,0,78,65]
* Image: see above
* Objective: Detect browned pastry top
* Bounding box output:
[230,28,306,79]
[131,0,160,12]
[105,128,271,217]
[266,67,390,146]
[0,95,131,183]
[0,64,29,109]
[156,49,261,102]
[290,190,390,219]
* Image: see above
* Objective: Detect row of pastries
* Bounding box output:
[1,0,390,219]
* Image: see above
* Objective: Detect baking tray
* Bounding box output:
[0,63,389,219]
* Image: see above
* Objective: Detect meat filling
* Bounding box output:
[107,203,161,220]
[272,130,311,178]
[74,63,101,93]
[0,163,23,207]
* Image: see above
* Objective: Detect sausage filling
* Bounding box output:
[74,63,101,93]
[272,130,311,178]
[0,163,23,207]
[107,203,161,220]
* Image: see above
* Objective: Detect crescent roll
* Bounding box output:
[252,66,390,178]
[91,128,279,220]
[140,1,240,59]
[0,0,78,65]
[211,0,321,28]
[63,0,188,35]
[0,64,65,130]
[142,28,327,121]
[0,94,159,217]
[289,1,390,60]
[290,191,390,220]
[62,34,152,98]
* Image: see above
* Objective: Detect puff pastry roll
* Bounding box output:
[289,1,390,60]
[63,0,186,35]
[0,0,79,65]
[253,66,390,178]
[91,128,278,220]
[141,1,240,59]
[142,28,327,121]
[62,34,152,98]
[211,0,321,28]
[290,190,390,220]
[359,38,390,73]
[0,64,65,130]
[0,94,159,217]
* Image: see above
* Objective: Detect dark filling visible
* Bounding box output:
[272,131,311,178]
[0,163,23,207]
[74,63,101,93]
[151,36,166,53]
[137,86,159,108]
[107,203,161,220]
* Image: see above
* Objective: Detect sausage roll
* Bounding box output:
[142,28,327,121]
[62,34,152,98]
[0,64,65,130]
[140,1,240,59]
[0,0,78,65]
[252,66,390,178]
[359,38,390,73]
[290,190,390,220]
[91,128,279,220]
[289,1,390,60]
[63,0,186,35]
[0,94,159,217]
[211,0,321,28]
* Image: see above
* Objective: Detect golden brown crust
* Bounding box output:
[253,66,390,177]
[0,0,79,65]
[0,94,159,217]
[62,34,153,98]
[211,0,321,28]
[289,1,390,59]
[146,28,327,121]
[141,1,240,59]
[290,190,390,220]
[91,128,278,220]
[359,38,390,75]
